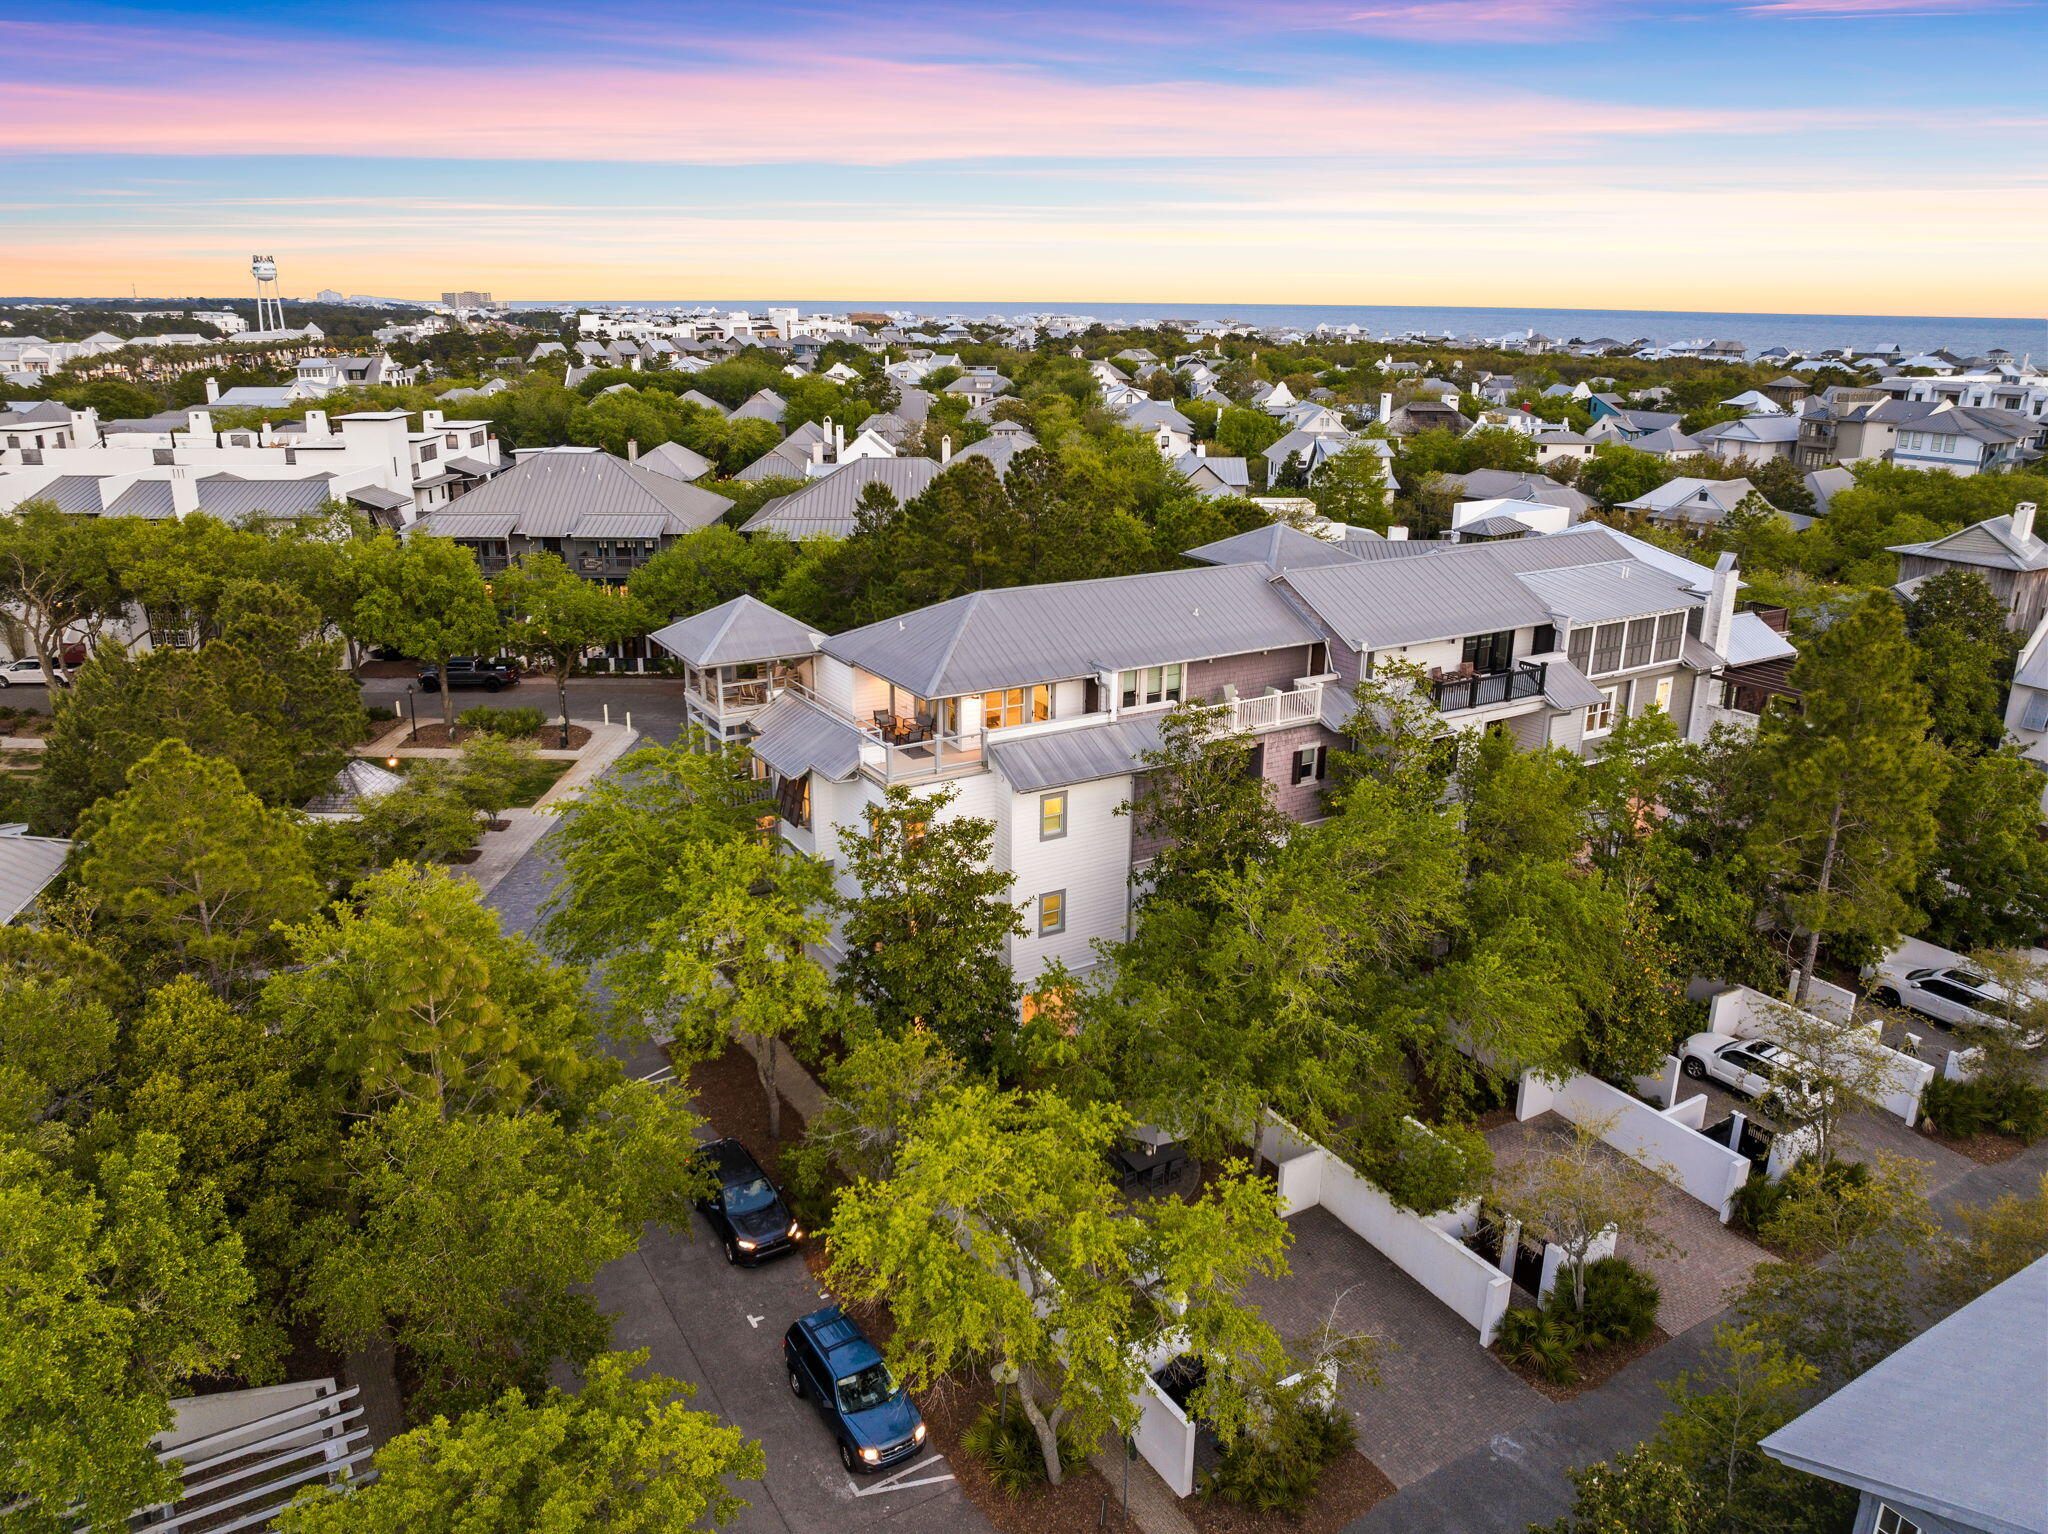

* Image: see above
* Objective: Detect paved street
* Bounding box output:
[482,749,997,1534]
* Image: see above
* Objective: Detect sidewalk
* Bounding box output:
[446,721,639,899]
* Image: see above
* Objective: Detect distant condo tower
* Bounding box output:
[251,255,285,332]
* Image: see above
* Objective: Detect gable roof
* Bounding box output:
[989,713,1167,794]
[1278,544,1555,651]
[1184,522,1368,572]
[1762,1257,2047,1534]
[0,832,70,924]
[647,594,820,666]
[420,448,731,539]
[635,440,714,481]
[1891,512,2048,572]
[825,562,1323,698]
[729,389,787,424]
[739,456,942,539]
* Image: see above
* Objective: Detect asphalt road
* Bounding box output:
[480,729,996,1534]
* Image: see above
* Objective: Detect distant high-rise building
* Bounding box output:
[316,288,344,304]
[441,291,492,309]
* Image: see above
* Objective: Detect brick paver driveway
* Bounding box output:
[1487,1114,1769,1335]
[1238,1207,1544,1488]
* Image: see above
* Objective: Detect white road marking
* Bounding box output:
[847,1457,954,1498]
[748,1314,766,1329]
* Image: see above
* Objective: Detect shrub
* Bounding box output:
[1731,1156,1869,1237]
[1203,1386,1356,1516]
[459,704,544,738]
[960,1400,1088,1496]
[1923,1073,2048,1143]
[365,704,397,722]
[1362,1117,1492,1216]
[1495,1306,1578,1385]
[1558,1257,1660,1348]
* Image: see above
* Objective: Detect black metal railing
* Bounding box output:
[1431,660,1547,712]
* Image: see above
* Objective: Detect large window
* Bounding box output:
[1568,613,1685,676]
[1461,630,1514,675]
[1038,889,1066,936]
[1118,664,1183,709]
[984,685,1051,731]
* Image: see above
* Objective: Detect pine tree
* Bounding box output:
[1751,596,1948,1001]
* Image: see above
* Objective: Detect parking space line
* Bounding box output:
[847,1457,955,1498]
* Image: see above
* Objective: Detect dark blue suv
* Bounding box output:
[783,1307,926,1474]
[692,1139,800,1266]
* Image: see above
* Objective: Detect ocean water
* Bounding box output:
[526,298,2046,362]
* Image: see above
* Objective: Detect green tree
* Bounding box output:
[826,1084,1289,1485]
[1128,701,1289,915]
[1580,443,1676,508]
[1537,1445,1707,1534]
[836,784,1027,1072]
[349,531,501,732]
[266,864,599,1118]
[1918,748,2048,951]
[541,733,766,1011]
[274,1351,762,1534]
[1652,1324,1847,1533]
[1305,440,1393,528]
[303,1088,700,1418]
[1904,570,2017,754]
[652,836,838,1141]
[626,524,798,623]
[214,576,366,779]
[0,499,127,683]
[1492,1118,1677,1315]
[1931,1173,2048,1310]
[74,740,322,991]
[1751,596,1948,1001]
[352,761,484,867]
[493,552,644,747]
[0,928,123,1134]
[0,1133,254,1534]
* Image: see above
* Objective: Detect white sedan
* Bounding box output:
[0,658,62,687]
[1868,963,2043,1042]
[1679,1032,1817,1105]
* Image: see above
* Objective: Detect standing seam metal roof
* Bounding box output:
[418,450,731,538]
[1515,561,1699,624]
[825,562,1324,698]
[647,595,821,667]
[746,693,865,782]
[988,714,1167,793]
[1278,548,1554,651]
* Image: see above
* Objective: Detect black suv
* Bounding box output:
[418,657,521,693]
[784,1307,926,1474]
[692,1138,800,1265]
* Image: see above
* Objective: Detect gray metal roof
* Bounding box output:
[636,440,714,481]
[826,562,1324,698]
[1516,561,1697,624]
[419,449,730,540]
[346,484,411,512]
[0,833,70,924]
[1539,659,1607,710]
[431,511,520,539]
[571,512,670,539]
[647,595,820,666]
[32,475,109,513]
[303,757,404,814]
[730,389,787,424]
[988,713,1166,793]
[1438,470,1593,515]
[1892,512,2048,573]
[194,474,337,521]
[1279,546,1554,652]
[740,456,942,539]
[747,693,865,782]
[1762,1256,2048,1534]
[1184,523,1368,572]
[105,479,176,519]
[1723,611,1797,667]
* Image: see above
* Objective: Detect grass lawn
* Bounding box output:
[386,754,571,808]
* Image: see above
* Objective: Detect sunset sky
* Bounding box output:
[4,0,2042,315]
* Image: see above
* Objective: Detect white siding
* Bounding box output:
[1002,771,1135,983]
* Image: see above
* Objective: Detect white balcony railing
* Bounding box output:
[1211,681,1324,734]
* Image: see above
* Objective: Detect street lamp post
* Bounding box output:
[406,682,419,743]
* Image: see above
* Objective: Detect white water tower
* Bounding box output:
[251,255,285,332]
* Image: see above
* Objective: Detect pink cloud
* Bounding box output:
[1739,0,2007,13]
[0,54,1812,165]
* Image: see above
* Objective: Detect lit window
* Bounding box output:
[984,685,1051,730]
[1652,676,1674,712]
[1038,890,1066,936]
[1585,684,1624,735]
[1040,792,1067,839]
[1873,1508,1923,1534]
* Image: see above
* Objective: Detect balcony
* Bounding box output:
[1210,681,1325,733]
[1430,661,1548,712]
[856,713,984,781]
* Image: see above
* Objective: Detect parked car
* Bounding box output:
[783,1306,926,1474]
[1869,961,2044,1042]
[417,656,521,693]
[1679,1032,1821,1108]
[691,1138,800,1266]
[0,657,65,688]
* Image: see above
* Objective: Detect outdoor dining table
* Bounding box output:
[1109,1141,1188,1188]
